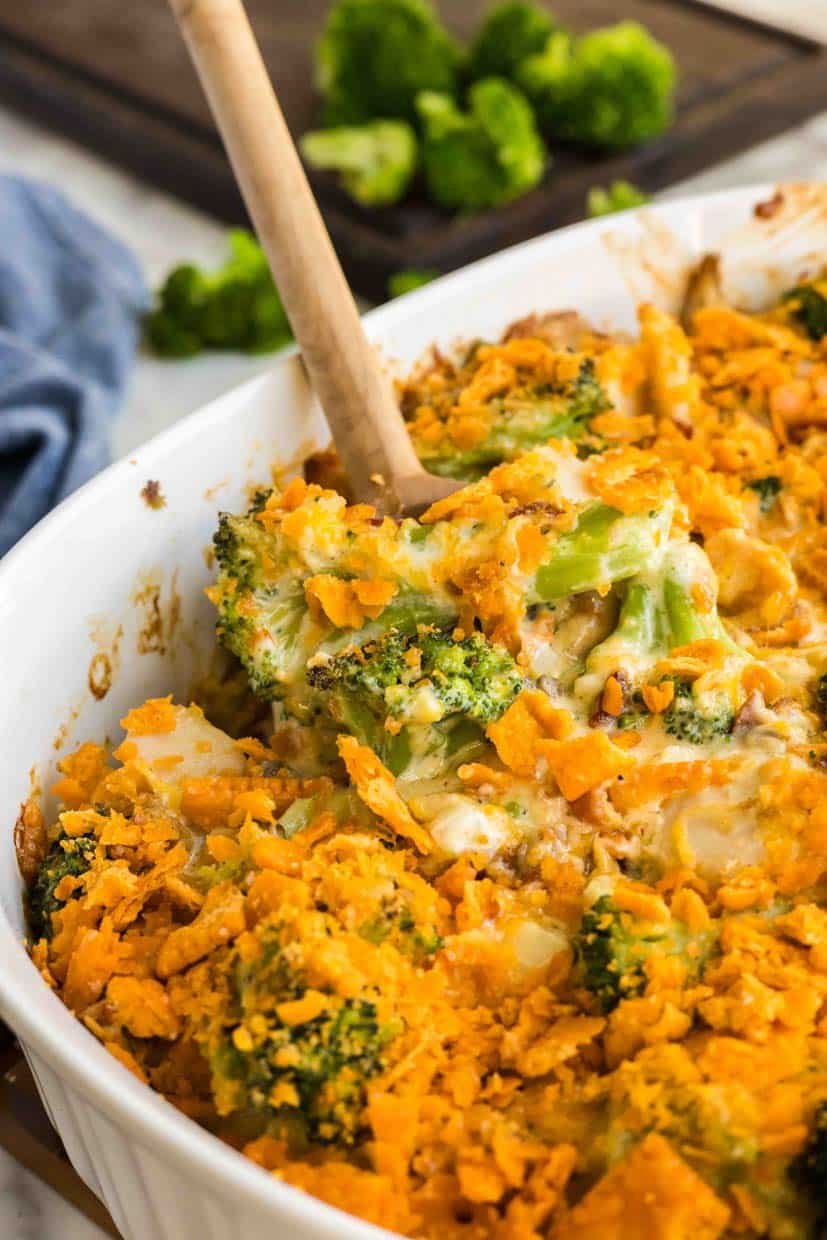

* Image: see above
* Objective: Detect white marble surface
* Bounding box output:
[0,99,825,1240]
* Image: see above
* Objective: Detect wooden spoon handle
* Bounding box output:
[167,0,424,510]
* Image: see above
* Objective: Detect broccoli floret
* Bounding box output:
[358,890,443,961]
[316,0,460,126]
[467,2,559,83]
[605,1045,761,1194]
[212,509,310,699]
[815,673,827,727]
[577,894,717,1012]
[307,626,523,775]
[412,356,610,479]
[145,230,292,358]
[615,674,735,746]
[417,77,546,211]
[212,498,455,707]
[587,180,650,218]
[300,120,417,207]
[416,627,523,721]
[790,1102,827,1228]
[213,926,393,1146]
[388,268,438,298]
[29,833,96,941]
[662,678,734,745]
[211,453,676,713]
[519,22,676,150]
[745,474,782,513]
[783,279,827,341]
[309,627,523,723]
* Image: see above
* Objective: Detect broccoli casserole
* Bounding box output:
[20,270,827,1239]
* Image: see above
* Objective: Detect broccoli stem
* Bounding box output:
[532,504,671,602]
[574,540,745,718]
[612,581,660,649]
[661,547,740,653]
[300,120,417,207]
[662,575,706,648]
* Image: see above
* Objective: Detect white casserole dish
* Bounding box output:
[0,184,825,1240]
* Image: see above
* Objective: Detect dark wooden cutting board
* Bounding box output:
[0,0,824,299]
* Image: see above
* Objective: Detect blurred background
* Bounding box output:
[0,0,825,459]
[0,1,826,1235]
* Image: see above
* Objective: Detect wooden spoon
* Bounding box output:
[167,0,461,516]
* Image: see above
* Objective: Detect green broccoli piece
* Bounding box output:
[660,551,740,654]
[212,508,310,699]
[587,180,650,218]
[532,501,673,603]
[662,677,734,745]
[790,1102,827,1230]
[814,672,827,727]
[212,498,456,706]
[467,2,559,83]
[586,579,661,727]
[388,268,438,298]
[212,926,394,1146]
[519,22,676,150]
[745,474,782,513]
[358,890,443,961]
[300,120,417,207]
[307,626,523,775]
[783,278,827,341]
[211,469,676,714]
[145,230,292,358]
[412,357,610,479]
[29,833,96,941]
[605,1045,762,1195]
[577,893,717,1012]
[577,542,746,721]
[417,77,546,211]
[316,0,460,126]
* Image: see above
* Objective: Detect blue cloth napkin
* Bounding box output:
[0,176,148,555]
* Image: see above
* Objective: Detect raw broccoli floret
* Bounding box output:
[300,120,417,206]
[388,268,438,298]
[145,230,292,358]
[316,0,460,126]
[745,474,782,513]
[467,1,559,83]
[783,278,827,341]
[577,894,717,1012]
[587,180,650,218]
[307,627,523,775]
[519,22,676,150]
[29,833,96,941]
[417,77,546,211]
[413,356,610,479]
[662,677,734,745]
[790,1102,827,1228]
[212,926,394,1146]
